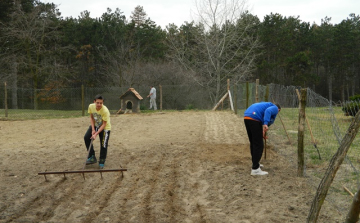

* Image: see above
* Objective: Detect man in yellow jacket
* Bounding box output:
[84,94,111,169]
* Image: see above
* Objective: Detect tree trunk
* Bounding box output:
[215,59,221,104]
[11,61,18,109]
[327,63,332,103]
[297,88,306,177]
[328,73,333,103]
[345,188,360,223]
[307,109,360,222]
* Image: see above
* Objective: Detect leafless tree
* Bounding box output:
[0,2,62,109]
[167,0,261,103]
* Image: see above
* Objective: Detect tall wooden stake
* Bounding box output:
[246,82,249,108]
[234,84,237,115]
[255,79,259,102]
[4,82,8,118]
[298,88,306,177]
[159,84,163,112]
[272,95,292,145]
[296,89,321,159]
[227,79,230,110]
[81,84,85,116]
[265,84,269,102]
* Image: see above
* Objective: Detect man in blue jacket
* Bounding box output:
[244,102,281,176]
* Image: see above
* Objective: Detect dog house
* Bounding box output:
[119,88,143,113]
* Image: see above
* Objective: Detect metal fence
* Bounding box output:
[0,84,213,119]
[233,82,360,220]
[2,81,360,219]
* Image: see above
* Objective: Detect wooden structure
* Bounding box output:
[119,88,143,114]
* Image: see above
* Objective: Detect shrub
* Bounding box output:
[185,104,195,110]
[342,101,360,116]
[140,104,146,110]
[349,95,360,101]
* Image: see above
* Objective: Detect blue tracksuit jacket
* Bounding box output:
[244,102,279,126]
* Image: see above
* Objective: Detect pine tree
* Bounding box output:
[130,5,147,27]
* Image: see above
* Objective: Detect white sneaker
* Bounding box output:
[251,167,268,176]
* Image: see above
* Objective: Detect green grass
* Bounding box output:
[0,108,206,120]
[238,105,359,213]
[0,109,86,120]
[239,106,360,167]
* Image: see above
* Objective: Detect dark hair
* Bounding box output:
[275,103,281,110]
[94,94,104,101]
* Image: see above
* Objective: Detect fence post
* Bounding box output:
[265,84,269,102]
[234,84,237,115]
[4,82,8,118]
[246,82,249,108]
[81,85,85,116]
[227,79,230,110]
[255,79,259,102]
[159,84,162,112]
[298,88,306,177]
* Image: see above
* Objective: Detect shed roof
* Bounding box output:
[120,88,143,100]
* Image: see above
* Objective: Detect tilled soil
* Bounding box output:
[0,111,342,222]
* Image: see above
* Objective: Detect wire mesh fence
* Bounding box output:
[233,82,360,220]
[2,81,360,219]
[0,84,213,119]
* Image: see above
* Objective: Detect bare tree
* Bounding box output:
[0,2,61,109]
[167,0,261,103]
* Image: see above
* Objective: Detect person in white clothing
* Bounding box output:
[147,86,157,110]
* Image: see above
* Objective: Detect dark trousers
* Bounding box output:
[244,119,264,169]
[84,126,111,160]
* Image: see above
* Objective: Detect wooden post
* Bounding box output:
[246,82,249,108]
[212,92,229,111]
[228,90,234,111]
[265,84,269,102]
[4,82,8,118]
[227,79,230,110]
[255,79,259,102]
[264,136,267,159]
[272,95,291,145]
[159,84,162,112]
[278,112,292,145]
[343,185,354,197]
[298,88,306,177]
[346,187,360,222]
[296,89,321,159]
[81,84,85,116]
[234,84,237,115]
[307,108,360,222]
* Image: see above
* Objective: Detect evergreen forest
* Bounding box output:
[1,0,360,105]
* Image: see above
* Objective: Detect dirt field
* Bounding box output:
[0,111,343,222]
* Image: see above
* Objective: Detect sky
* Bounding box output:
[47,0,359,28]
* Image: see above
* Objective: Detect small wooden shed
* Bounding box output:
[119,88,143,114]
